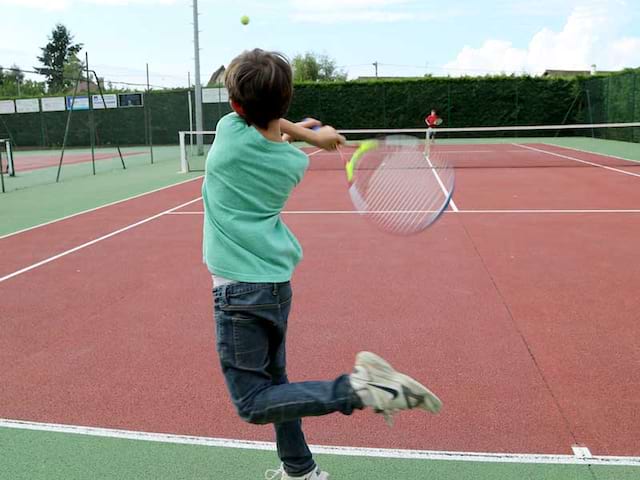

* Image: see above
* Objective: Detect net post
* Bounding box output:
[5,140,14,176]
[0,150,5,193]
[179,131,187,173]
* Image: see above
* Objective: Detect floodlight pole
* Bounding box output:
[146,63,154,164]
[192,0,204,155]
[86,52,96,175]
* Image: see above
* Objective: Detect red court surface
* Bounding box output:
[13,150,144,172]
[1,144,639,458]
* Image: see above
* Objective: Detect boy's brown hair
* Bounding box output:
[225,49,293,129]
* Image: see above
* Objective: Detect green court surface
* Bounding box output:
[543,137,640,161]
[2,426,637,480]
[436,136,640,161]
[0,145,200,237]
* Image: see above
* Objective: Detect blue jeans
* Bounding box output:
[213,281,362,476]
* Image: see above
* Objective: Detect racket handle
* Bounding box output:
[303,118,322,131]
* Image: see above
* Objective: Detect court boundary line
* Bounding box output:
[1,418,638,466]
[424,151,459,212]
[0,197,202,284]
[307,149,527,155]
[513,143,640,178]
[0,175,204,241]
[166,209,640,215]
[538,142,640,165]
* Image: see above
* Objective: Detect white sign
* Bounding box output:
[0,100,16,114]
[41,97,66,112]
[66,96,90,111]
[203,87,229,103]
[92,94,118,109]
[16,98,40,113]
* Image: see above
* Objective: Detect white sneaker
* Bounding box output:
[265,465,330,480]
[350,351,442,426]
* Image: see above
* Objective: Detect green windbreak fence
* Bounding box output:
[0,69,638,149]
[578,70,640,142]
[287,76,580,129]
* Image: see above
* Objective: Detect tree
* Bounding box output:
[317,55,347,81]
[62,54,85,87]
[292,52,346,82]
[292,53,320,82]
[36,24,83,92]
[5,65,25,85]
[0,65,44,97]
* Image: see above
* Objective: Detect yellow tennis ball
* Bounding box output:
[240,15,250,25]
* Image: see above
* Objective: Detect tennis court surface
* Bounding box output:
[1,128,640,479]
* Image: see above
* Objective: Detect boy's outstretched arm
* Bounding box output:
[280,118,346,151]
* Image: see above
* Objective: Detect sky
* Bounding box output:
[1,0,639,89]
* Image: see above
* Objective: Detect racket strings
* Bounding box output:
[351,143,453,235]
[370,157,431,229]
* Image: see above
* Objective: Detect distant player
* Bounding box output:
[203,49,443,480]
[425,109,441,140]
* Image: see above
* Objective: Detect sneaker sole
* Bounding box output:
[356,351,442,414]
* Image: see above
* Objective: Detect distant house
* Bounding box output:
[76,78,103,93]
[542,68,617,77]
[207,66,226,86]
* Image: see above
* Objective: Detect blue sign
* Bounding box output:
[66,96,90,111]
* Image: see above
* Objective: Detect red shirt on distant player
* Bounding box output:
[425,110,440,127]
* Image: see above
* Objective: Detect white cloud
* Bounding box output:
[0,0,70,9]
[291,11,412,24]
[0,0,176,10]
[609,37,640,68]
[289,0,409,10]
[444,1,640,75]
[289,0,419,23]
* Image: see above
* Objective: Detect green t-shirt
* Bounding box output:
[202,113,309,282]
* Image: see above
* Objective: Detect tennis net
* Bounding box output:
[0,138,14,175]
[0,138,15,193]
[178,122,640,173]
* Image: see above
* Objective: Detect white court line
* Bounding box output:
[166,209,640,215]
[440,150,526,154]
[513,143,640,178]
[0,175,204,241]
[424,154,459,212]
[0,197,202,284]
[539,142,640,165]
[458,209,640,213]
[1,418,638,466]
[572,446,593,459]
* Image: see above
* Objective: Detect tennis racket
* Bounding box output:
[341,134,454,235]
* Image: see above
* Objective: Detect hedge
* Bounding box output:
[0,71,637,148]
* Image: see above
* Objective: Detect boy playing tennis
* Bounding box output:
[425,109,440,140]
[203,49,442,480]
